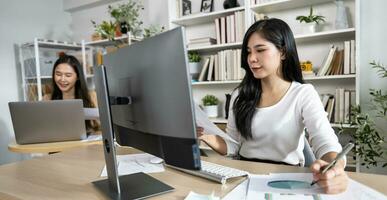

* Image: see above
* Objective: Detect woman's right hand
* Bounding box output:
[196,126,204,139]
[195,126,227,155]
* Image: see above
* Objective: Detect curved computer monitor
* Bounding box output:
[102,27,201,170]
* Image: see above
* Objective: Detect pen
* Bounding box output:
[310,143,354,186]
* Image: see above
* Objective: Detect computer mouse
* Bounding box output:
[149,157,164,164]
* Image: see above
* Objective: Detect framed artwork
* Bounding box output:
[182,0,192,16]
[200,0,213,13]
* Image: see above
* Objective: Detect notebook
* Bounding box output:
[8,99,87,144]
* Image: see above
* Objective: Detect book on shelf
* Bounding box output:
[317,45,337,76]
[326,97,335,122]
[214,11,245,45]
[198,57,210,82]
[226,15,232,43]
[328,49,344,76]
[214,18,221,45]
[344,41,351,74]
[320,94,332,110]
[220,17,226,44]
[333,88,355,123]
[350,40,356,74]
[344,90,350,123]
[206,55,215,81]
[196,49,244,83]
[187,37,217,48]
[189,37,216,44]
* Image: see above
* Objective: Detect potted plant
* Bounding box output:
[340,61,387,169]
[142,25,165,38]
[188,51,201,80]
[108,0,144,36]
[91,20,116,41]
[202,94,219,118]
[296,6,325,33]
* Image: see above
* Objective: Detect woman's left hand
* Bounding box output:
[310,159,349,194]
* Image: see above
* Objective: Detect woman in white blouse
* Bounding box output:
[198,18,348,194]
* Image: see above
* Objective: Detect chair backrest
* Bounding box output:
[303,137,316,167]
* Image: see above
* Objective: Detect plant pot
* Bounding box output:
[115,23,122,37]
[203,105,218,118]
[303,23,318,33]
[189,62,201,80]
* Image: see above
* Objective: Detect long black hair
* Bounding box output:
[233,18,304,139]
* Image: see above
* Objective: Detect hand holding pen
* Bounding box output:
[310,143,354,194]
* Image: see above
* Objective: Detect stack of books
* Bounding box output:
[188,37,216,48]
[214,11,245,45]
[316,40,356,76]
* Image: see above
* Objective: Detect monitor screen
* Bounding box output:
[102,27,201,170]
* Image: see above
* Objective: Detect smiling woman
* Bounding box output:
[43,54,100,134]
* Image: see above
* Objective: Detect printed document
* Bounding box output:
[222,173,386,200]
[100,153,164,177]
[194,103,237,144]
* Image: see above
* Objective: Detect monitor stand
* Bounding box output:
[93,65,174,200]
[93,172,174,200]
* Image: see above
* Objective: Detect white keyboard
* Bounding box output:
[170,160,248,184]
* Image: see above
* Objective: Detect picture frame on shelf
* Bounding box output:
[200,0,213,13]
[182,0,192,16]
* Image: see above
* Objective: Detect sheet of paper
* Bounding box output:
[221,178,250,200]
[82,134,102,142]
[83,108,99,120]
[248,173,324,196]
[321,179,387,200]
[100,153,164,177]
[184,191,219,200]
[222,173,387,200]
[194,103,237,144]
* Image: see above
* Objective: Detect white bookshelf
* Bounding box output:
[169,0,359,171]
[250,0,335,13]
[295,28,355,43]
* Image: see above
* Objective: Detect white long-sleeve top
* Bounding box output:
[224,81,342,166]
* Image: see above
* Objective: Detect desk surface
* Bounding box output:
[8,140,102,154]
[0,144,386,200]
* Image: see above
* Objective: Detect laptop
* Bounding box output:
[8,99,87,144]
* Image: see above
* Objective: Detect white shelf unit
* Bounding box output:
[20,38,93,101]
[84,34,143,47]
[169,0,358,105]
[168,0,359,170]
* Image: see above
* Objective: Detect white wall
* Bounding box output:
[358,0,387,174]
[68,0,169,41]
[0,0,72,165]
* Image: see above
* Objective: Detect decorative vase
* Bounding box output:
[120,22,128,34]
[335,0,349,29]
[203,105,218,118]
[189,62,201,80]
[223,0,239,9]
